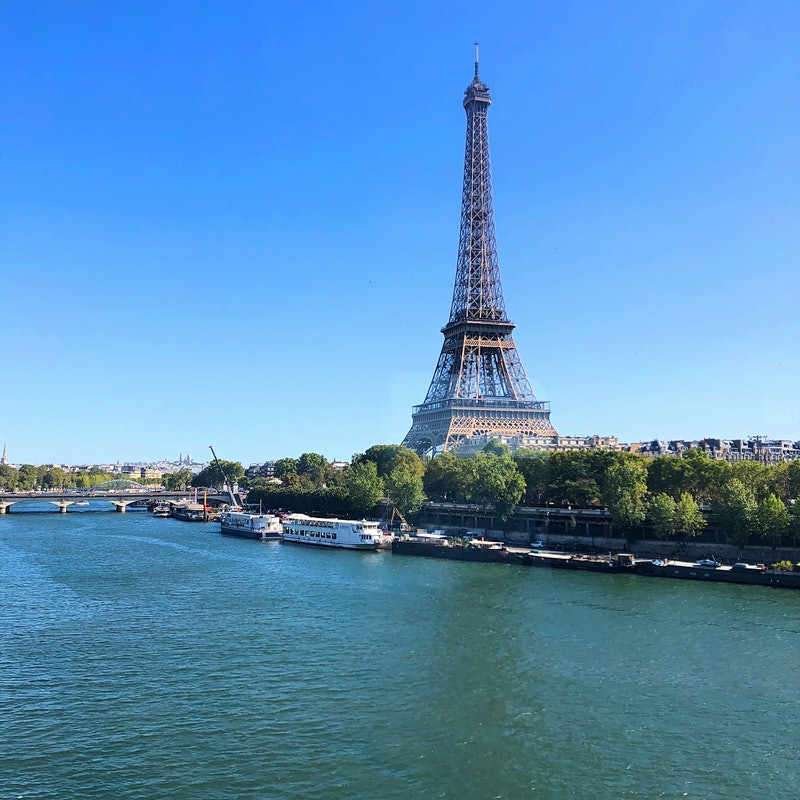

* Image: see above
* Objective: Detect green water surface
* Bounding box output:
[1,512,798,799]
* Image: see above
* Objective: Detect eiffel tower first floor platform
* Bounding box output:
[402,397,558,455]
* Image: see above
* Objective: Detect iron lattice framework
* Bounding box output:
[403,52,557,454]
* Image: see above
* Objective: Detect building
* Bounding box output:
[402,50,556,455]
[245,461,276,479]
[637,436,800,462]
[1,443,7,466]
[455,433,620,456]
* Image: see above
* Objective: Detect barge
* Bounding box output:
[392,536,800,589]
[392,537,509,562]
[635,559,800,589]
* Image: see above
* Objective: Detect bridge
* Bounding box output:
[0,490,233,514]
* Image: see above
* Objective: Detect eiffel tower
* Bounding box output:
[403,47,557,455]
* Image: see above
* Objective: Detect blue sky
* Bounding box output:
[1,1,798,465]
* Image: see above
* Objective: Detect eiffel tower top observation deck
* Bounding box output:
[402,47,557,455]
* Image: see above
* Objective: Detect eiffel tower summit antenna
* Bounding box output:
[474,41,480,78]
[402,49,557,455]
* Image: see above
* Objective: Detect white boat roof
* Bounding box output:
[285,513,379,526]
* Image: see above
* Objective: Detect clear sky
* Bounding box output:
[1,1,798,465]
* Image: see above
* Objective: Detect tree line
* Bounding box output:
[244,446,425,519]
[8,442,798,547]
[0,464,119,492]
[242,443,800,547]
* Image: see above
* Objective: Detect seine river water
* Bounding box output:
[2,510,799,799]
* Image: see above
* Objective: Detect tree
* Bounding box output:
[482,438,510,457]
[164,468,193,491]
[730,460,773,501]
[357,445,404,478]
[386,461,426,517]
[546,451,603,507]
[787,461,800,502]
[647,493,677,539]
[754,493,790,546]
[513,450,550,506]
[715,478,757,546]
[40,467,67,490]
[681,449,730,503]
[297,452,329,486]
[787,501,800,548]
[191,460,244,489]
[423,452,472,502]
[16,465,38,491]
[358,445,424,482]
[603,456,648,530]
[470,453,526,520]
[344,461,384,516]
[0,465,17,491]
[273,458,299,480]
[674,492,706,538]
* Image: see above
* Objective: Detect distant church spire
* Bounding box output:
[1,443,8,466]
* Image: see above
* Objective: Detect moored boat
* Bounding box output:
[281,514,381,550]
[171,502,207,522]
[219,510,282,540]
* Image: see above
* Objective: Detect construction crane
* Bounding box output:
[209,445,242,508]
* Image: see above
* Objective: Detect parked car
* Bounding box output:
[695,559,721,569]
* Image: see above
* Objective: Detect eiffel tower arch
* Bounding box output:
[403,49,557,455]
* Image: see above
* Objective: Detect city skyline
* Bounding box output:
[2,2,799,464]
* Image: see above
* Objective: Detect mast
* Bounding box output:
[209,445,238,507]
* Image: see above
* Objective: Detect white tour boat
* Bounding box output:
[219,510,282,540]
[281,514,382,550]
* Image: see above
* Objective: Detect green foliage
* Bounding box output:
[647,492,677,539]
[423,452,472,502]
[343,461,384,516]
[513,450,550,505]
[788,461,800,501]
[482,438,510,456]
[787,501,800,547]
[40,468,67,489]
[715,479,757,546]
[421,452,524,520]
[273,458,299,480]
[603,455,648,530]
[547,451,606,507]
[247,486,354,517]
[191,460,244,489]
[771,560,795,572]
[674,492,705,538]
[163,468,193,491]
[356,445,424,481]
[0,465,18,491]
[470,453,525,520]
[16,465,38,491]
[385,461,426,517]
[297,452,329,485]
[754,493,790,545]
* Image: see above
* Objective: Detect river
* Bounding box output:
[1,511,798,799]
